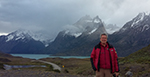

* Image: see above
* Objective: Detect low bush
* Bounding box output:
[45,65,53,71]
[53,69,60,73]
[0,63,4,69]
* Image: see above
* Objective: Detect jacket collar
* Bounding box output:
[99,42,113,48]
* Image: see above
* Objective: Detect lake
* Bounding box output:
[11,54,90,59]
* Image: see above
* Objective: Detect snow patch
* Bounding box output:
[106,28,120,34]
[15,36,25,40]
[88,28,97,34]
[5,29,53,46]
[72,33,82,38]
[121,28,127,31]
[93,19,101,23]
[142,24,150,32]
[131,13,145,27]
[6,35,14,42]
[0,33,8,36]
[145,12,150,15]
[65,30,69,34]
[131,15,144,27]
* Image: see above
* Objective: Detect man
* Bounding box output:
[90,33,119,77]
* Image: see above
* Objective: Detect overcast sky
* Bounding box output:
[0,0,150,37]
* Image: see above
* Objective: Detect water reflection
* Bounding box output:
[4,64,46,70]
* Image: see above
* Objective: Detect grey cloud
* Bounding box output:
[0,0,150,37]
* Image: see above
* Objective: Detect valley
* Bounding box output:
[1,43,150,77]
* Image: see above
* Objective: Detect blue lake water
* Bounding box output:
[11,54,90,60]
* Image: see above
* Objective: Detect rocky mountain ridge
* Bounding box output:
[109,12,150,56]
[43,16,107,55]
[0,29,46,54]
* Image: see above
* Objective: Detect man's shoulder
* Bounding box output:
[109,44,114,48]
[94,43,100,49]
[107,42,114,48]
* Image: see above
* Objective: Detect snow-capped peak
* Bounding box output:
[63,15,103,38]
[105,24,120,34]
[93,16,102,23]
[130,12,150,28]
[5,29,53,46]
[131,13,145,27]
[120,12,150,33]
[6,29,31,42]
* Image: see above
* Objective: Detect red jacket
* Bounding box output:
[90,42,119,73]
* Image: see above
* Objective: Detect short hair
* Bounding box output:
[100,33,108,38]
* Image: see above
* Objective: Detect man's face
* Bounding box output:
[100,35,107,44]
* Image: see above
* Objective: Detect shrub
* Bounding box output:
[53,69,60,73]
[64,69,69,73]
[45,65,60,73]
[45,65,53,71]
[0,63,4,69]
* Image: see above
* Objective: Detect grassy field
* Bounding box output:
[1,55,150,77]
[40,57,150,77]
[40,58,95,76]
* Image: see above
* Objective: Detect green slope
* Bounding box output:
[118,44,150,77]
[120,44,150,64]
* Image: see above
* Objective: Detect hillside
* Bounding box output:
[119,44,150,76]
[120,44,150,64]
[109,12,150,57]
[0,51,13,58]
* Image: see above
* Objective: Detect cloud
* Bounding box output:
[0,0,150,38]
[99,0,150,26]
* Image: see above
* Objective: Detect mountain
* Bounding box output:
[1,12,149,57]
[122,44,150,64]
[43,15,107,55]
[0,51,13,58]
[108,12,150,57]
[105,24,120,34]
[0,29,52,54]
[44,12,150,56]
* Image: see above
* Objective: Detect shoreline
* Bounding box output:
[11,54,90,60]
